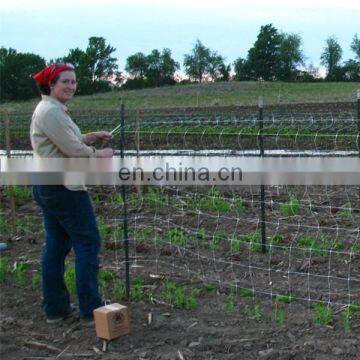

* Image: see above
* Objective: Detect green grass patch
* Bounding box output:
[165,228,189,247]
[280,195,300,217]
[313,303,333,326]
[160,281,200,310]
[244,303,262,321]
[239,288,255,298]
[3,82,359,113]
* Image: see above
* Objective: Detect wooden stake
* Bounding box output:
[3,109,16,232]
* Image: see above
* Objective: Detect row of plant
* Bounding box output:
[1,256,358,332]
[97,187,356,221]
[97,217,359,257]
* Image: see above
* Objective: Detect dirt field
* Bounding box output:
[0,184,359,360]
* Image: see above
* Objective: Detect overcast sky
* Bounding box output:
[1,0,359,72]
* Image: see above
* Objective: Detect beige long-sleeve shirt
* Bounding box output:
[30,95,96,191]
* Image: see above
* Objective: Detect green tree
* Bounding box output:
[0,48,46,101]
[247,24,282,80]
[233,57,253,80]
[342,59,360,81]
[277,33,305,81]
[350,34,360,60]
[207,53,227,81]
[125,52,147,79]
[183,40,211,82]
[320,36,343,81]
[60,37,118,94]
[86,36,118,81]
[145,48,179,86]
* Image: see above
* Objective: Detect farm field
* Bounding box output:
[1,90,360,359]
[1,81,359,113]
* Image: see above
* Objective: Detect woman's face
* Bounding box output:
[50,71,77,104]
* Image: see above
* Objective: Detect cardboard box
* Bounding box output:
[93,303,131,340]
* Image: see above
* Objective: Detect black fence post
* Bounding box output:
[258,97,266,253]
[120,104,130,299]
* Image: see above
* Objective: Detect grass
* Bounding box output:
[12,261,28,287]
[275,293,295,304]
[313,303,333,326]
[2,82,359,113]
[64,265,76,295]
[244,303,262,321]
[142,188,168,209]
[3,186,32,201]
[280,195,300,217]
[165,228,189,247]
[273,305,286,326]
[160,281,201,310]
[226,290,235,312]
[239,288,255,298]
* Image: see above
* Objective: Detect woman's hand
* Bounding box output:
[84,131,112,144]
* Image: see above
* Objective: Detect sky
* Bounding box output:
[1,0,359,73]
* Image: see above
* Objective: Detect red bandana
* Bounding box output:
[33,64,74,85]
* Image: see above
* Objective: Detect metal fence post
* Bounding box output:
[258,97,266,253]
[120,104,130,299]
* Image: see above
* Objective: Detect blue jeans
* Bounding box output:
[33,185,102,319]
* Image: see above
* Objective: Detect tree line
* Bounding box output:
[1,24,359,101]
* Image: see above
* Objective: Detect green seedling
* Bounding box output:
[209,231,226,251]
[273,306,286,326]
[280,195,300,216]
[351,243,360,255]
[241,230,262,252]
[131,277,147,301]
[244,303,262,321]
[233,196,245,213]
[12,261,28,287]
[0,257,9,283]
[199,190,231,213]
[270,233,283,244]
[231,237,241,253]
[275,293,295,304]
[299,236,324,256]
[340,202,353,220]
[99,270,116,296]
[314,303,333,326]
[4,186,32,201]
[192,228,206,241]
[110,193,124,205]
[0,215,11,234]
[111,279,126,301]
[165,228,188,247]
[319,235,345,252]
[204,283,215,292]
[129,192,140,207]
[348,302,360,312]
[64,265,76,295]
[161,281,200,310]
[143,188,167,208]
[226,290,235,313]
[239,288,255,298]
[97,218,113,239]
[15,217,36,234]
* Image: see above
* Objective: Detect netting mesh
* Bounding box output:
[1,104,359,311]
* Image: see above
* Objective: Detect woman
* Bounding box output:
[31,63,112,324]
